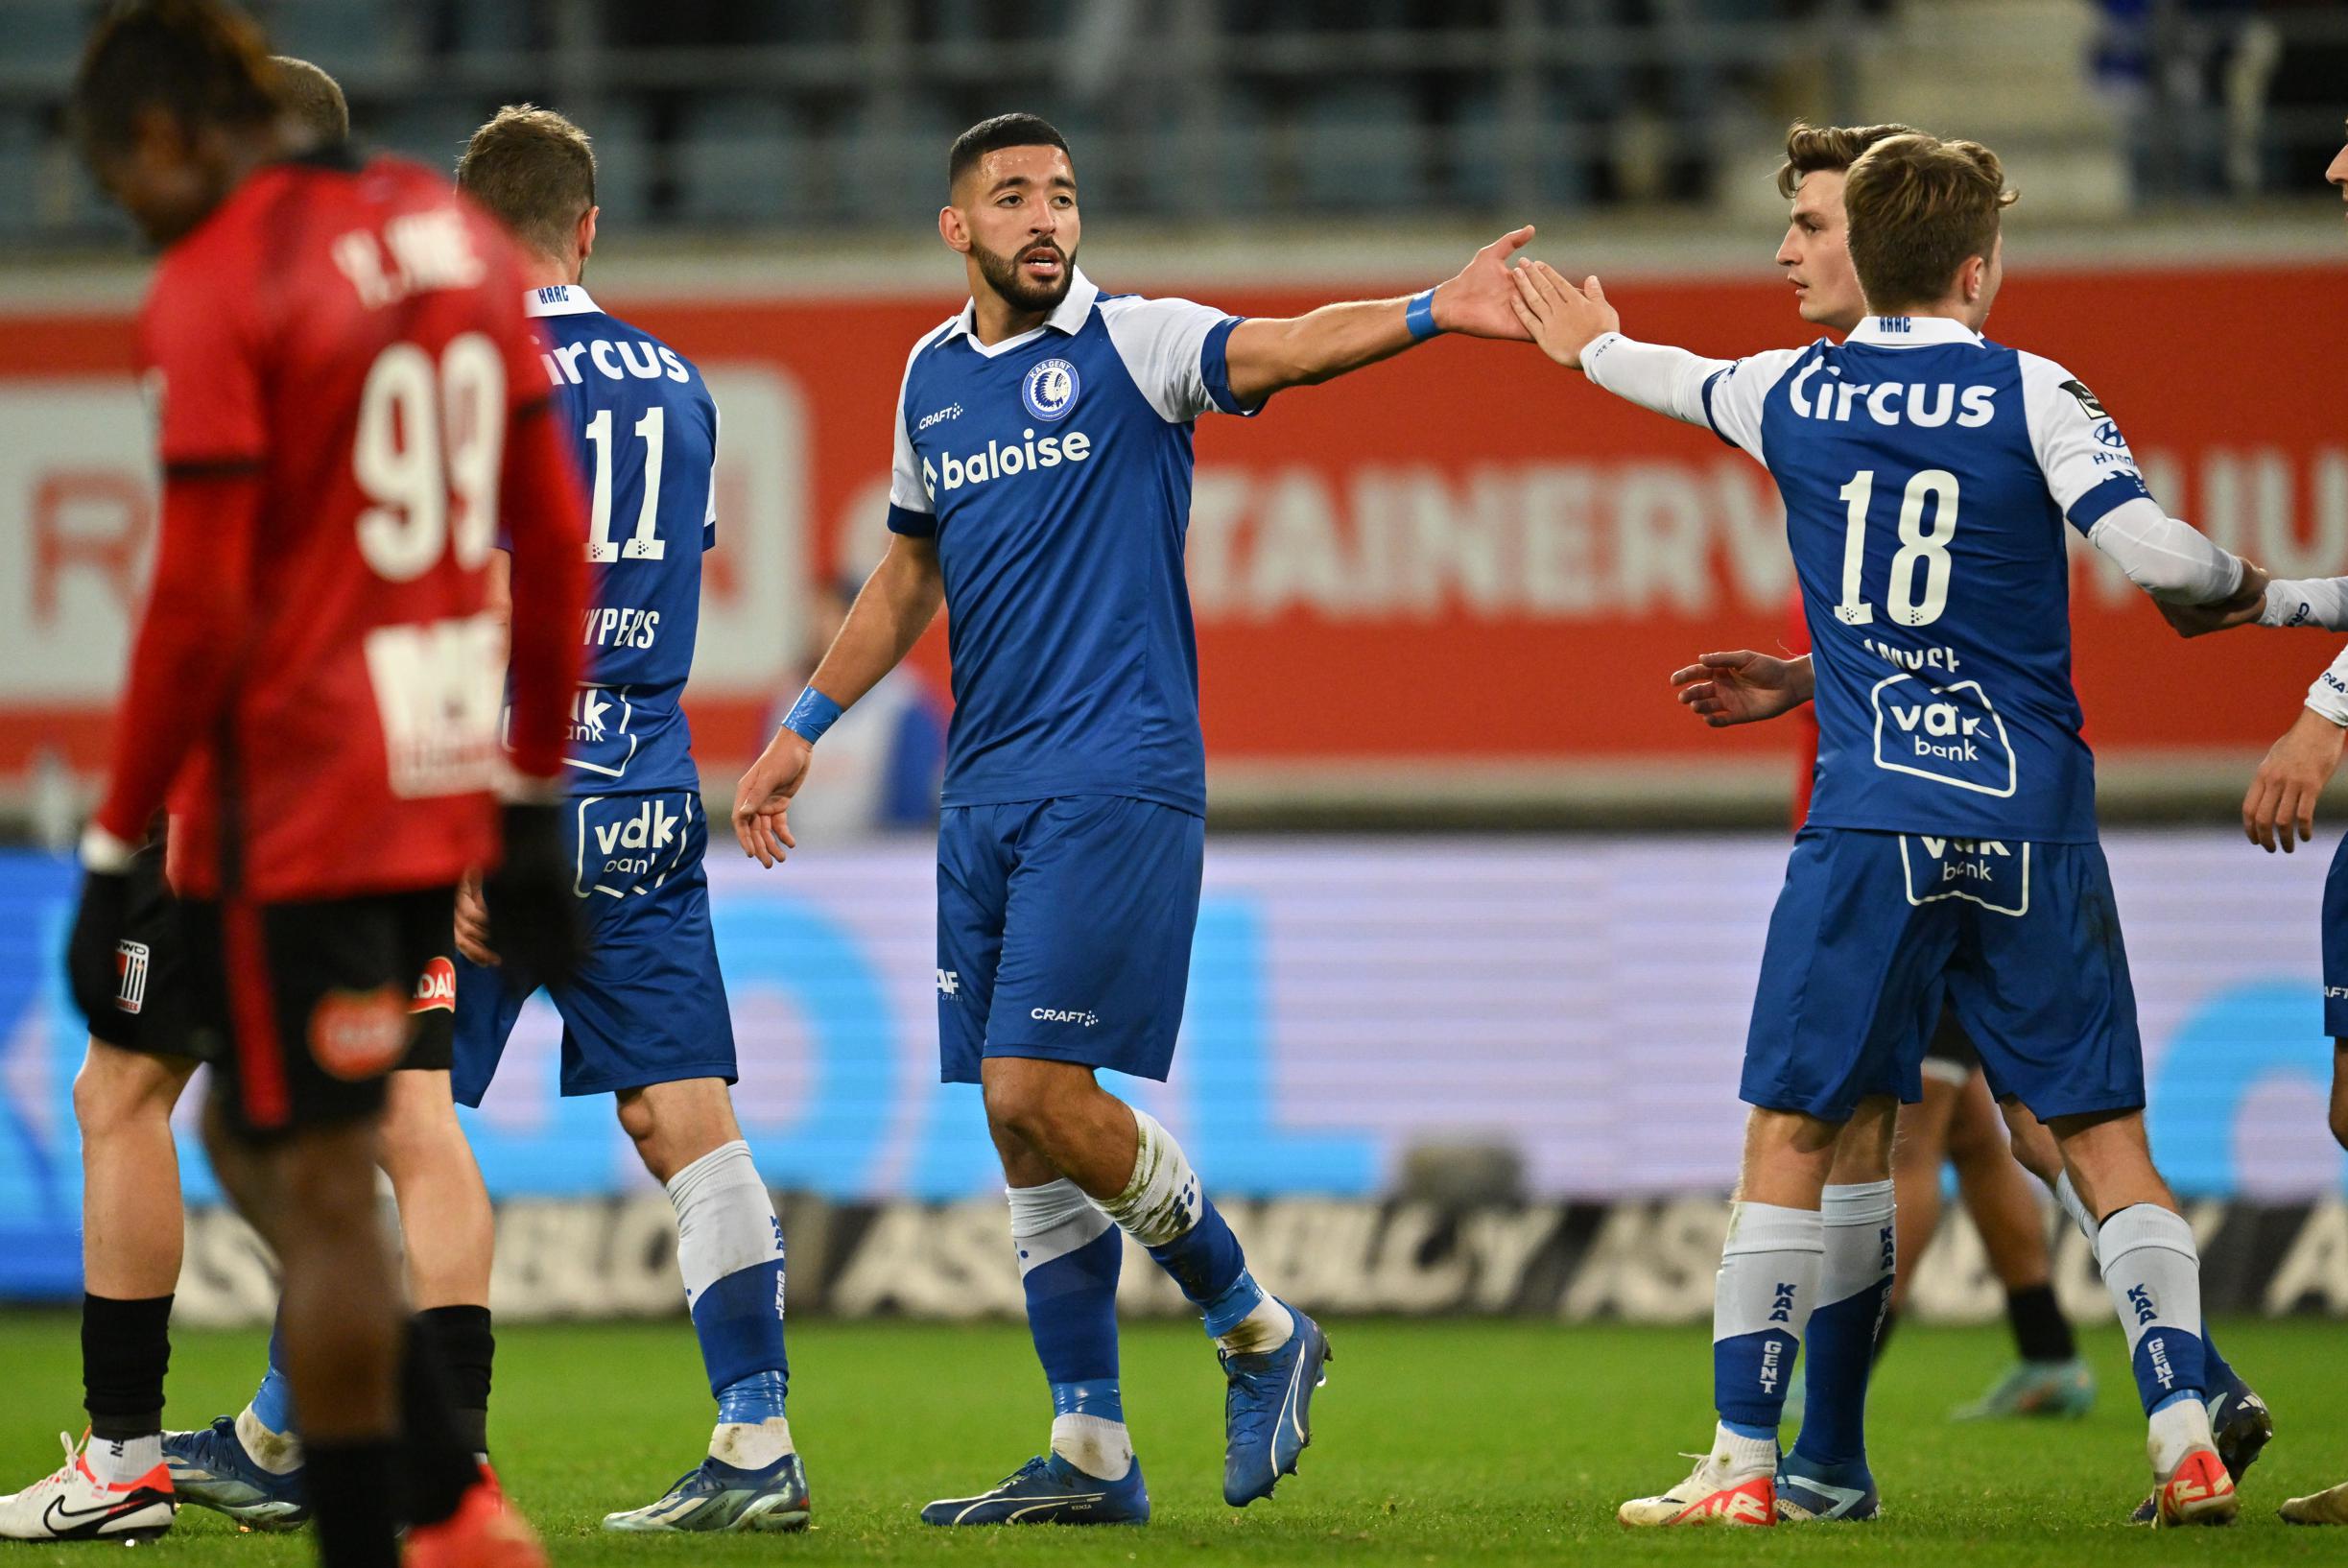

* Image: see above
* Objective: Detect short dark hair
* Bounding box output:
[1774,120,1922,199]
[74,0,279,159]
[948,112,1069,190]
[270,55,345,143]
[458,104,597,260]
[1844,131,2020,313]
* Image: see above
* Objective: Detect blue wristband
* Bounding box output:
[781,685,844,746]
[1404,287,1441,342]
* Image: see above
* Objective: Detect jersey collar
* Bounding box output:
[943,269,1101,356]
[524,283,602,318]
[1849,315,1983,346]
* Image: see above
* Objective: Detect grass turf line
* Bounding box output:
[0,1315,2342,1563]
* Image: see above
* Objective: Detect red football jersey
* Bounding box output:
[101,149,586,902]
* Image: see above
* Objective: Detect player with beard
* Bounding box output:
[733,112,1536,1525]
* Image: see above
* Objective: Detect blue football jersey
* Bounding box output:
[1692,315,2156,843]
[522,285,716,796]
[885,271,1254,816]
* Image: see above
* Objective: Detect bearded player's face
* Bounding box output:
[950,145,1081,314]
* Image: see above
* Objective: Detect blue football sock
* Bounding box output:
[2201,1327,2239,1393]
[251,1306,296,1436]
[1009,1179,1128,1478]
[2096,1203,2209,1415]
[1791,1181,1894,1469]
[1713,1201,1823,1436]
[667,1141,791,1405]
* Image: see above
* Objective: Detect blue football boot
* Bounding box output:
[2131,1376,2273,1524]
[1221,1303,1332,1507]
[1774,1453,1882,1522]
[919,1454,1150,1526]
[603,1451,810,1532]
[162,1415,308,1531]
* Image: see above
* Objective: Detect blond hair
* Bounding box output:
[1843,131,2019,313]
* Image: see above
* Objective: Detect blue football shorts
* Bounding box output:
[1742,825,2144,1124]
[452,789,736,1105]
[2322,832,2348,1038]
[935,795,1204,1085]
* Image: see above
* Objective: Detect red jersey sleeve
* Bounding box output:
[499,392,588,783]
[141,251,268,470]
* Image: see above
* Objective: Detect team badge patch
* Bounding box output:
[1022,357,1079,422]
[113,940,151,1015]
[309,985,411,1081]
[410,956,457,1014]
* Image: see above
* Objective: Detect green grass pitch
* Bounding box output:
[3,1314,2344,1563]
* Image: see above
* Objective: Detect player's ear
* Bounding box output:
[938,203,971,255]
[578,205,599,264]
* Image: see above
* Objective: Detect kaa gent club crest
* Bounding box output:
[1022,357,1079,422]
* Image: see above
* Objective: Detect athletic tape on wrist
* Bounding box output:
[1404,288,1441,341]
[781,685,844,746]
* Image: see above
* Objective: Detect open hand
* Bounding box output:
[1431,226,1536,341]
[2243,705,2346,852]
[1508,260,1621,370]
[453,870,497,966]
[732,725,812,868]
[1670,651,1814,728]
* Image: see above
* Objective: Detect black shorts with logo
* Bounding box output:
[89,842,456,1075]
[180,886,459,1139]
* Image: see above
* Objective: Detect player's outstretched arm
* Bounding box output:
[2171,576,2348,638]
[732,534,945,867]
[2081,501,2265,624]
[1671,651,1814,728]
[1509,260,1746,434]
[1220,226,1534,406]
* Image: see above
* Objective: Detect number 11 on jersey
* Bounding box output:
[583,406,668,563]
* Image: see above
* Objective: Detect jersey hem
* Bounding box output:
[938,784,1206,819]
[1798,812,2099,846]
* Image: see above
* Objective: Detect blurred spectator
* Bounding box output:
[760,581,948,843]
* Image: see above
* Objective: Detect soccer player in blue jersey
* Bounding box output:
[164,104,807,1538]
[1510,131,2266,1528]
[731,111,1533,1525]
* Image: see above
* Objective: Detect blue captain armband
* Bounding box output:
[781,685,844,746]
[1405,288,1442,342]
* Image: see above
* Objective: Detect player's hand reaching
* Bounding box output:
[2243,705,2346,853]
[1670,651,1815,727]
[1431,226,1538,340]
[732,725,812,868]
[63,831,136,1031]
[1508,261,1621,370]
[2160,559,2270,637]
[454,870,497,966]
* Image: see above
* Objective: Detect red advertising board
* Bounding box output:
[4,261,2344,795]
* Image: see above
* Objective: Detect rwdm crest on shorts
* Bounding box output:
[1022,357,1080,422]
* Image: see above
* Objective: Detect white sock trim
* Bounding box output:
[1820,1179,1896,1227]
[1008,1177,1115,1274]
[1051,1413,1134,1481]
[666,1139,784,1305]
[1091,1109,1201,1247]
[2054,1171,2099,1243]
[1721,1200,1827,1258]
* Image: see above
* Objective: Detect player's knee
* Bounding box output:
[71,1043,183,1144]
[982,1069,1070,1151]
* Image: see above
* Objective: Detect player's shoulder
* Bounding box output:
[2004,345,2110,424]
[1093,289,1223,328]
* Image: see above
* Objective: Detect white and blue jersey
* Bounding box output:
[1683,315,2151,843]
[1589,314,2167,1123]
[886,271,1252,1084]
[886,269,1253,818]
[523,283,717,797]
[453,284,735,1107]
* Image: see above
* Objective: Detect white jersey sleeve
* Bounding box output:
[1098,295,1252,424]
[2083,498,2244,604]
[2263,579,2348,631]
[703,400,721,548]
[2016,351,2158,532]
[886,326,947,533]
[1583,336,1808,463]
